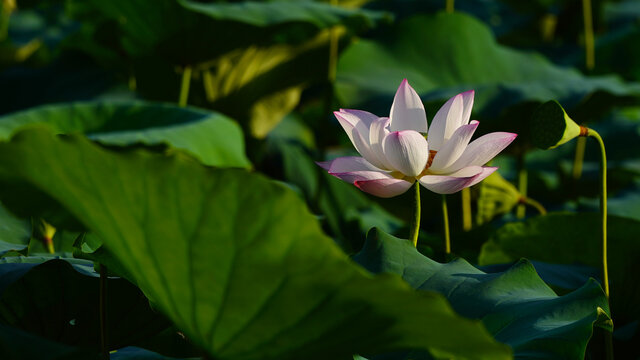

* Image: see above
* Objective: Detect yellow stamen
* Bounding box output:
[420,150,438,176]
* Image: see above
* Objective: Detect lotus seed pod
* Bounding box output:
[530,100,581,149]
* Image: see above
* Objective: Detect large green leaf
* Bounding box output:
[0,101,250,168]
[111,346,199,360]
[72,0,386,65]
[0,128,511,360]
[179,0,386,28]
[336,13,640,133]
[0,203,30,256]
[0,257,168,350]
[354,228,611,359]
[0,323,97,360]
[479,213,640,325]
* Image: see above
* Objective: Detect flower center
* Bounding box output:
[419,150,437,177]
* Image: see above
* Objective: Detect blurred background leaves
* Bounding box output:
[0,0,639,358]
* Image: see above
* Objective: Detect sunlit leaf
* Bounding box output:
[0,101,250,168]
[0,128,511,360]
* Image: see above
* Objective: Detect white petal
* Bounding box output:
[428,93,464,151]
[442,132,518,173]
[334,111,388,169]
[355,178,414,198]
[339,109,379,128]
[418,166,483,194]
[429,120,479,173]
[460,90,474,126]
[382,130,429,177]
[368,117,393,170]
[389,79,428,133]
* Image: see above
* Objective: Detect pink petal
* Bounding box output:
[429,120,479,172]
[428,93,464,151]
[354,178,414,198]
[444,132,518,173]
[316,161,332,171]
[325,156,382,173]
[466,166,498,187]
[389,79,428,133]
[332,170,393,184]
[319,157,391,184]
[418,166,483,194]
[382,130,429,177]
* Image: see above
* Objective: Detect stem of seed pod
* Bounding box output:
[586,128,609,298]
[410,181,421,247]
[461,187,472,231]
[178,66,192,107]
[442,195,451,254]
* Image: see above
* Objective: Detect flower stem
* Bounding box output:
[328,0,339,83]
[516,154,528,219]
[442,195,451,254]
[573,136,587,180]
[582,0,595,70]
[410,181,421,247]
[446,0,454,13]
[202,69,216,102]
[461,187,472,231]
[587,129,609,298]
[178,66,192,107]
[100,264,109,360]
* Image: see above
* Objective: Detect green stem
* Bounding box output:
[178,66,192,107]
[410,181,421,247]
[605,331,614,360]
[100,264,109,360]
[446,0,454,13]
[461,187,472,231]
[202,69,216,102]
[582,0,595,70]
[328,0,339,83]
[573,136,587,180]
[516,154,528,219]
[587,129,609,298]
[442,195,451,254]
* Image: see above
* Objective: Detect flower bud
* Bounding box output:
[530,100,581,149]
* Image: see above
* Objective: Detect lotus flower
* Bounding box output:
[319,79,517,198]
